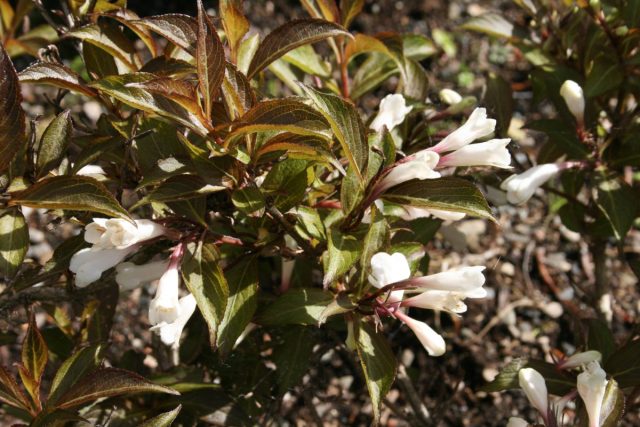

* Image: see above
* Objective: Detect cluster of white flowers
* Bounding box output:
[368,252,486,356]
[369,96,512,222]
[70,218,196,354]
[512,351,607,427]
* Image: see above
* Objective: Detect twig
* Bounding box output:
[395,364,432,427]
[266,204,317,256]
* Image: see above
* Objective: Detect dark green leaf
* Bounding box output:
[232,187,265,216]
[383,177,494,221]
[323,228,363,286]
[587,319,616,362]
[262,158,310,211]
[272,326,315,395]
[216,257,259,356]
[481,358,575,395]
[135,14,198,55]
[593,176,637,240]
[605,340,640,388]
[585,57,624,98]
[9,176,131,220]
[36,110,72,179]
[256,288,334,326]
[66,22,141,71]
[484,73,513,138]
[248,19,350,78]
[182,242,229,346]
[83,42,118,79]
[55,368,179,409]
[356,321,396,424]
[47,345,102,405]
[134,175,225,208]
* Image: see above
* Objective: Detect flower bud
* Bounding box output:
[409,266,486,295]
[370,94,413,132]
[560,80,585,125]
[395,310,446,356]
[430,108,496,153]
[558,350,602,370]
[577,361,608,427]
[369,252,411,304]
[439,88,463,105]
[116,260,170,291]
[518,368,549,419]
[500,163,563,204]
[438,138,511,169]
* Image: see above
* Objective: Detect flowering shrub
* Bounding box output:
[0,0,638,425]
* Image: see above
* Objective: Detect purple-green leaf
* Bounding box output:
[197,0,226,121]
[0,43,26,174]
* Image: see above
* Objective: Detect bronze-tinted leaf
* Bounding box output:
[66,22,141,71]
[221,62,256,119]
[89,73,208,134]
[197,0,226,121]
[19,62,97,98]
[0,43,26,174]
[9,176,131,220]
[247,19,350,78]
[107,9,158,58]
[220,0,249,55]
[228,98,331,141]
[140,57,195,77]
[135,14,198,55]
[19,315,48,409]
[0,365,30,410]
[299,84,368,182]
[55,368,179,409]
[128,78,201,115]
[47,345,102,405]
[340,0,364,28]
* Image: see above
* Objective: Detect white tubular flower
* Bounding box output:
[430,107,496,153]
[399,205,466,222]
[560,80,585,125]
[518,368,549,420]
[378,151,441,193]
[500,163,563,205]
[370,94,413,133]
[395,310,446,356]
[150,293,197,349]
[84,218,166,249]
[506,417,530,427]
[70,246,136,288]
[577,361,608,427]
[439,88,463,105]
[369,252,412,304]
[402,290,469,314]
[149,259,182,326]
[409,266,487,296]
[438,138,512,169]
[558,350,602,370]
[116,260,170,291]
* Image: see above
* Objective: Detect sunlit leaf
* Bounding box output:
[66,22,141,71]
[197,0,226,121]
[0,208,28,279]
[138,405,182,427]
[19,62,97,98]
[18,315,48,409]
[247,18,350,78]
[135,14,198,55]
[220,0,250,54]
[256,288,334,326]
[36,110,73,179]
[9,176,131,220]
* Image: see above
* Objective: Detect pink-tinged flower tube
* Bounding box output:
[558,350,602,370]
[150,293,197,349]
[560,80,585,125]
[149,247,183,326]
[370,94,413,133]
[394,310,446,356]
[429,107,496,153]
[518,368,549,421]
[438,138,512,169]
[116,259,170,291]
[577,361,608,427]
